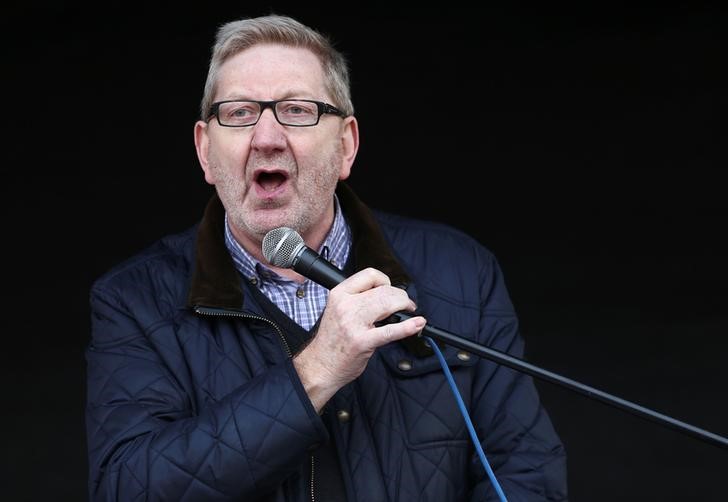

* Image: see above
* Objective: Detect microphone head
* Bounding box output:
[262,227,305,268]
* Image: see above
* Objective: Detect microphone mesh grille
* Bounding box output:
[262,227,304,268]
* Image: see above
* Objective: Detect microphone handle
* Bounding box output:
[293,247,348,289]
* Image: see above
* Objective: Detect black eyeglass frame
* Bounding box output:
[207,99,347,127]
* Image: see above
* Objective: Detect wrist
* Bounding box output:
[292,349,338,413]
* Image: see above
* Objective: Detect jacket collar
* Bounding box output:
[187,181,411,310]
[187,182,434,357]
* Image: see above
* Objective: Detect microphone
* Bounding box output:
[261,226,728,450]
[262,226,347,290]
[263,226,420,331]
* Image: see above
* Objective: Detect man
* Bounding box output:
[86,14,567,501]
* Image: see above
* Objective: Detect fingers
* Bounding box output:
[334,267,391,294]
[360,284,416,321]
[334,268,425,345]
[330,268,415,322]
[375,314,426,344]
[294,267,427,407]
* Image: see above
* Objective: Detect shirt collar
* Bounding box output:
[224,195,351,284]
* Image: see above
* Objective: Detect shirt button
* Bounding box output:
[397,359,413,371]
[296,288,305,298]
[249,277,258,286]
[456,350,471,361]
[337,409,351,423]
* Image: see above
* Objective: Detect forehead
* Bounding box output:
[216,44,327,100]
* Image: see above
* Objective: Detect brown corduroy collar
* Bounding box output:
[186,182,411,311]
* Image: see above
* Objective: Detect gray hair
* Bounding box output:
[200,15,354,121]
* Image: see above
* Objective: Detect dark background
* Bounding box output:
[4,3,727,501]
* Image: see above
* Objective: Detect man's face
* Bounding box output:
[194,44,358,251]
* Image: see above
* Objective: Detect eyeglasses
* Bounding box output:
[207,99,347,127]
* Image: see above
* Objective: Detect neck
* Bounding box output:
[229,207,337,284]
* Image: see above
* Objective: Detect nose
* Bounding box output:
[250,108,287,153]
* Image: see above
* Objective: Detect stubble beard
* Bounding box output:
[211,144,344,243]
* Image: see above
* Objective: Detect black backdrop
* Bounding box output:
[4,4,727,501]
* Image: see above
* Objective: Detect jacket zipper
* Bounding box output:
[310,455,315,502]
[192,305,316,502]
[194,305,316,499]
[192,305,292,356]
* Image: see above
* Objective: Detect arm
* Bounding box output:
[86,267,424,501]
[86,286,327,501]
[469,256,568,502]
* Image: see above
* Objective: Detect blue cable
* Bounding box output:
[424,336,508,502]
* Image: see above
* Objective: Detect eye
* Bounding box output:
[216,101,260,126]
[278,101,317,117]
[227,104,257,118]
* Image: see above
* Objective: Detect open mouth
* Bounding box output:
[255,170,289,193]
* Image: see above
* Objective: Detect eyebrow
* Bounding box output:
[218,90,320,101]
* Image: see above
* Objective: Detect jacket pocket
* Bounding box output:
[379,342,478,447]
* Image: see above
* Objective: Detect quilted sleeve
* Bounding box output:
[85,284,328,501]
[468,254,568,502]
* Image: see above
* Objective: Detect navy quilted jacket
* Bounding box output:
[86,183,567,501]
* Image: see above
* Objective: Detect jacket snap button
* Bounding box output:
[397,359,413,371]
[337,409,351,423]
[456,351,471,361]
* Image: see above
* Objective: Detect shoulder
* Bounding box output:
[373,210,514,312]
[373,210,496,268]
[90,225,198,310]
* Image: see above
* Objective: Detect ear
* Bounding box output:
[194,120,215,185]
[338,116,359,180]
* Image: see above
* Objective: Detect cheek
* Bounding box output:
[209,139,250,178]
[303,136,343,171]
[204,148,222,183]
[223,138,250,163]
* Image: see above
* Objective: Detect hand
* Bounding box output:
[293,267,426,411]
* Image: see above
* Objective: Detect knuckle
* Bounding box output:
[365,267,390,285]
